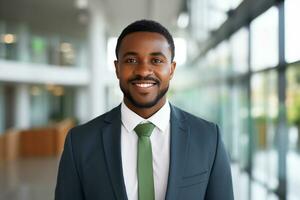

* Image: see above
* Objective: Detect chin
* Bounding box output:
[131,99,159,109]
[121,85,168,109]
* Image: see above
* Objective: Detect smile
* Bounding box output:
[134,83,156,88]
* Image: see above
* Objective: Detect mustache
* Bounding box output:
[129,75,160,83]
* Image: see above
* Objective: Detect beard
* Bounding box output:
[120,83,169,108]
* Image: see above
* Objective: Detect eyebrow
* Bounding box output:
[121,51,167,59]
[150,52,167,59]
[122,52,138,58]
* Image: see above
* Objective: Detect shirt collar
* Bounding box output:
[121,100,170,133]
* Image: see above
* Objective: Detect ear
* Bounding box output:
[169,61,176,80]
[114,60,120,79]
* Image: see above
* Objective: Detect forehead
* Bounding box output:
[118,32,171,56]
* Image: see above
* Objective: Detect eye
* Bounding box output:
[125,58,137,63]
[152,58,163,64]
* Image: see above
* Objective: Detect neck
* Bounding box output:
[124,98,167,119]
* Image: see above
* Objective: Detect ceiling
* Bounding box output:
[0,0,183,37]
[0,0,84,36]
[97,0,183,36]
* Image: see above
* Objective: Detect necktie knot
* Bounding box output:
[134,122,155,137]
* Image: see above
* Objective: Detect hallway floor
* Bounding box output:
[0,158,59,200]
[0,155,298,200]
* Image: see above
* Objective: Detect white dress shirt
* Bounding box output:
[121,101,171,200]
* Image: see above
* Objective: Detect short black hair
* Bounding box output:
[115,19,175,61]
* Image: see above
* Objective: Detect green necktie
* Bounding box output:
[134,122,155,200]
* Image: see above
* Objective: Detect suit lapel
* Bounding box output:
[101,104,189,200]
[102,105,128,200]
[165,105,189,200]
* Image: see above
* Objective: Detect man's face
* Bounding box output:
[115,32,176,110]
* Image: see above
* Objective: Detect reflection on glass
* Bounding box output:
[251,71,278,189]
[285,0,300,63]
[230,28,249,74]
[286,65,300,199]
[251,7,278,71]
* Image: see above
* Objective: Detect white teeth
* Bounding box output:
[135,83,154,88]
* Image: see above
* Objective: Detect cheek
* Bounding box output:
[156,66,172,79]
[118,68,132,79]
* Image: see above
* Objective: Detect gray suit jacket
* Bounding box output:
[55,104,234,200]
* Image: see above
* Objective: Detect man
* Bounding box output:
[55,20,234,200]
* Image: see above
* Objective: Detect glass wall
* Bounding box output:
[251,71,278,190]
[250,7,278,71]
[230,28,248,74]
[231,81,249,166]
[0,21,87,67]
[285,0,300,199]
[30,85,76,127]
[171,2,300,198]
[189,0,243,42]
[0,83,77,132]
[285,0,300,63]
[286,64,300,200]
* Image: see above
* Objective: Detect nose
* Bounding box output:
[134,61,153,77]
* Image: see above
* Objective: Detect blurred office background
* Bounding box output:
[0,0,299,199]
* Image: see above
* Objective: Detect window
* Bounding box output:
[285,0,300,63]
[251,71,278,189]
[230,28,249,74]
[251,7,279,71]
[286,64,300,199]
[231,81,250,167]
[30,85,75,127]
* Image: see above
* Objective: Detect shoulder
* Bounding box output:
[170,105,225,166]
[170,104,221,149]
[67,105,121,140]
[170,104,218,132]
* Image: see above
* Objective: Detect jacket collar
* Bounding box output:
[102,105,128,200]
[165,104,189,200]
[102,104,189,200]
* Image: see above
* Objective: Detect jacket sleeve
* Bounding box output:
[205,125,234,200]
[55,130,84,200]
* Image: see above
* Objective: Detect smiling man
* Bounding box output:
[115,31,175,118]
[55,20,234,200]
